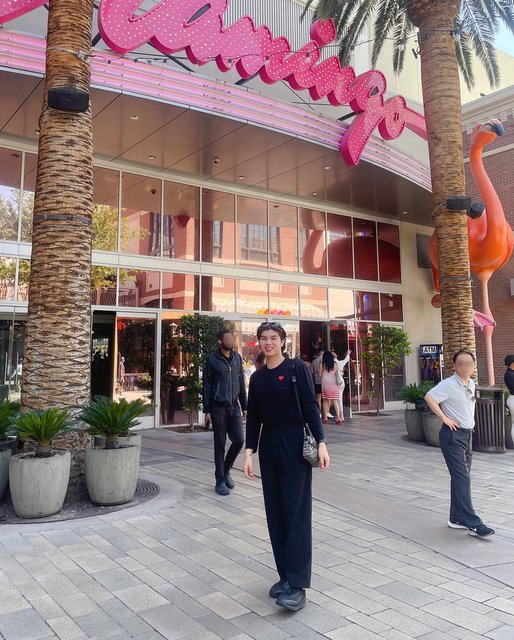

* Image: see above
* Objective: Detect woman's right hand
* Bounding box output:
[244,453,254,480]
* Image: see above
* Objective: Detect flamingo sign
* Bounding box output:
[0,0,427,166]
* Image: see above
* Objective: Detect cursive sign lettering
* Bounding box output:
[0,0,427,165]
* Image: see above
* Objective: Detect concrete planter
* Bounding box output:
[422,411,441,447]
[85,445,139,506]
[404,410,426,442]
[9,451,71,518]
[94,432,141,452]
[0,448,11,501]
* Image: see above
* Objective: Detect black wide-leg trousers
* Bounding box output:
[258,424,312,589]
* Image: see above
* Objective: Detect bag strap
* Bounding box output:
[291,360,310,433]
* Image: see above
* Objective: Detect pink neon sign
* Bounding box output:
[0,0,427,166]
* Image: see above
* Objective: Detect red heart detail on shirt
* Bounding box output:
[278,376,284,381]
[0,0,45,25]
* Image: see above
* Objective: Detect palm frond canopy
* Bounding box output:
[301,0,514,89]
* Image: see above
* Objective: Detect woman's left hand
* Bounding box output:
[318,443,330,470]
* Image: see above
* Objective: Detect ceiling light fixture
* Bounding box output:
[129,114,140,120]
[148,154,156,160]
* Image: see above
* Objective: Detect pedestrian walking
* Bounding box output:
[332,349,351,422]
[311,348,324,407]
[425,349,495,538]
[319,351,343,424]
[244,321,330,611]
[203,328,247,496]
[504,354,514,444]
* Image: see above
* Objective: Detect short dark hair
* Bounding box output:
[256,322,286,341]
[453,349,476,363]
[217,328,232,341]
[505,355,514,367]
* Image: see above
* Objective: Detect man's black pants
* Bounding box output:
[439,425,482,528]
[258,424,312,589]
[211,403,244,483]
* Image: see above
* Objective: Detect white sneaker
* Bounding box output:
[448,520,468,529]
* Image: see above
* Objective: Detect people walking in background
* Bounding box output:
[425,349,495,538]
[311,348,324,407]
[255,351,266,370]
[244,321,329,611]
[319,351,343,424]
[332,349,351,422]
[504,355,514,444]
[203,329,247,496]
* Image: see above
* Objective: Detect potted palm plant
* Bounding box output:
[80,397,146,506]
[398,382,434,443]
[8,408,73,518]
[0,401,20,501]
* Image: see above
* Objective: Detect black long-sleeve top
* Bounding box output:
[505,368,514,395]
[245,358,325,452]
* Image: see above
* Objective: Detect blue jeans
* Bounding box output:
[439,425,483,528]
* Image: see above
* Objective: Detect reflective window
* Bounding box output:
[202,190,235,265]
[356,322,381,413]
[237,279,268,314]
[378,222,401,283]
[269,283,299,317]
[329,288,354,319]
[0,316,25,403]
[268,202,297,272]
[354,218,378,281]
[327,213,353,278]
[160,315,183,425]
[162,273,198,310]
[299,285,328,318]
[380,293,403,322]
[0,257,16,301]
[299,208,326,276]
[355,291,380,321]
[163,182,200,260]
[0,149,22,242]
[120,173,161,257]
[237,196,268,268]
[91,266,117,306]
[17,259,30,302]
[201,276,235,313]
[93,168,120,253]
[119,270,160,308]
[20,153,36,243]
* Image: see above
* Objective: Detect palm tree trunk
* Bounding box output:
[21,0,95,498]
[407,0,476,372]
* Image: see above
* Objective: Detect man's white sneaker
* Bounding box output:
[448,520,468,529]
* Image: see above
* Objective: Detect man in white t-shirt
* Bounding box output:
[425,349,494,538]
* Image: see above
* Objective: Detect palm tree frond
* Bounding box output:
[460,0,500,87]
[454,28,475,91]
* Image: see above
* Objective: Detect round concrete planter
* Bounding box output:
[0,448,12,501]
[94,432,141,451]
[9,451,71,518]
[85,445,139,506]
[404,410,426,442]
[422,411,442,447]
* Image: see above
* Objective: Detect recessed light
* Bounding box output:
[312,192,318,196]
[129,115,140,121]
[35,129,40,135]
[324,165,332,170]
[238,175,245,180]
[148,154,156,160]
[402,211,408,216]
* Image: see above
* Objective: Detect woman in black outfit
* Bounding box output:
[243,322,330,611]
[505,355,514,443]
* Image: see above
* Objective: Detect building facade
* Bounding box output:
[0,0,446,426]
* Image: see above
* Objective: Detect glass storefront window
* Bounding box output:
[268,202,297,272]
[378,222,401,283]
[299,285,328,319]
[201,276,235,313]
[0,316,25,403]
[16,259,30,302]
[160,314,184,425]
[163,182,200,261]
[202,190,235,265]
[329,288,354,320]
[327,213,353,278]
[355,322,380,413]
[120,173,161,257]
[119,270,160,308]
[237,279,269,315]
[93,168,120,253]
[380,293,403,322]
[354,218,378,281]
[0,258,16,301]
[0,149,22,242]
[299,208,327,276]
[20,153,36,243]
[269,283,299,317]
[237,196,268,268]
[355,291,380,321]
[91,266,117,306]
[162,273,198,310]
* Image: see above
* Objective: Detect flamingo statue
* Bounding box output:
[429,119,514,385]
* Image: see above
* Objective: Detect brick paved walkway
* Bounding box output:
[1,413,514,639]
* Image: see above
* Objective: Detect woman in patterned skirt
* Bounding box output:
[319,351,342,424]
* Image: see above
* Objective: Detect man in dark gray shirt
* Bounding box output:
[425,349,494,538]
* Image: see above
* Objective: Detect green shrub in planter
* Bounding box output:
[398,381,434,410]
[0,400,19,501]
[0,400,20,443]
[80,396,147,449]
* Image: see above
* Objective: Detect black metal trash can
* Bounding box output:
[473,386,506,453]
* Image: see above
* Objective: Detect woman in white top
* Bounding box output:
[332,350,351,422]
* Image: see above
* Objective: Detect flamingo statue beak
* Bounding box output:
[487,119,504,137]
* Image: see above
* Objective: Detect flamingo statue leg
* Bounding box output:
[478,273,496,385]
